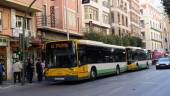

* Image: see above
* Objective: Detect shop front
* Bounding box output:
[0,36,9,80]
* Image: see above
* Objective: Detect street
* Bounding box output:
[1,65,170,96]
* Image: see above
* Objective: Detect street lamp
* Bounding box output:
[108,0,113,35]
[21,0,36,86]
[65,0,69,40]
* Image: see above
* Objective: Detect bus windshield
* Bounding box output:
[46,41,77,68]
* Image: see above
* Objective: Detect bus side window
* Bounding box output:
[78,48,87,66]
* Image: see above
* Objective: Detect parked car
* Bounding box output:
[156,57,170,69]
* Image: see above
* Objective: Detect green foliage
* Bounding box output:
[162,0,170,19]
[83,32,144,47]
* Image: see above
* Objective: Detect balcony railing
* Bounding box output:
[36,15,83,36]
[36,15,61,29]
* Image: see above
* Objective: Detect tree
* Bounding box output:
[83,32,144,47]
[162,0,170,19]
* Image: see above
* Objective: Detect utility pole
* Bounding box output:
[108,0,113,35]
[65,0,69,40]
[21,0,36,86]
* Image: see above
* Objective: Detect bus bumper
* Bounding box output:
[45,76,80,81]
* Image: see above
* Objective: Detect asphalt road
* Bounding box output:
[1,65,170,96]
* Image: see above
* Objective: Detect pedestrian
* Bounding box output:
[36,59,43,82]
[41,60,45,73]
[26,58,34,83]
[0,63,5,85]
[13,58,22,84]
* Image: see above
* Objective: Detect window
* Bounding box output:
[77,0,79,12]
[50,6,55,27]
[42,5,47,26]
[111,12,114,23]
[92,0,98,3]
[69,11,76,27]
[16,16,23,30]
[112,28,115,35]
[84,6,98,21]
[26,18,31,30]
[140,20,144,28]
[103,12,109,24]
[65,9,76,27]
[103,0,109,8]
[15,16,32,37]
[78,44,126,65]
[84,6,88,19]
[46,42,77,68]
[119,28,121,36]
[126,17,128,27]
[118,13,120,23]
[16,16,31,30]
[0,12,2,32]
[122,15,124,25]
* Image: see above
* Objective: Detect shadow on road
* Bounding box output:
[43,66,156,86]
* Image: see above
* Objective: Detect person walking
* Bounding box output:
[36,59,43,82]
[41,60,45,73]
[13,58,22,84]
[26,58,34,83]
[0,63,5,85]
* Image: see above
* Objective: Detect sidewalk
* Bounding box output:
[0,80,44,90]
[0,80,20,89]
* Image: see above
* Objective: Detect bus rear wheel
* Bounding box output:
[116,66,120,75]
[146,63,149,69]
[90,68,97,80]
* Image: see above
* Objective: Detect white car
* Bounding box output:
[156,57,170,69]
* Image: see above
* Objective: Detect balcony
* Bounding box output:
[36,15,61,29]
[0,0,42,12]
[36,15,83,37]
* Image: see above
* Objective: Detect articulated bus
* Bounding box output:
[45,40,128,81]
[126,47,151,71]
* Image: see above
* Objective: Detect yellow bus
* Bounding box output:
[126,47,151,71]
[44,40,128,81]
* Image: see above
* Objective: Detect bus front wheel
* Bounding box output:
[136,64,139,70]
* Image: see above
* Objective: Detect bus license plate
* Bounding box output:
[54,78,65,80]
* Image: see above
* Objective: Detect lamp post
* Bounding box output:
[108,0,113,35]
[65,0,69,40]
[21,0,36,86]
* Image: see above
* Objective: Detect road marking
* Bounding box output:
[0,85,17,89]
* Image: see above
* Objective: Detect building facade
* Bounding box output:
[140,0,163,51]
[127,0,141,37]
[82,0,111,35]
[111,0,131,36]
[0,0,42,79]
[37,0,83,41]
[162,16,170,52]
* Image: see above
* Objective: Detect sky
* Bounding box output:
[153,0,162,6]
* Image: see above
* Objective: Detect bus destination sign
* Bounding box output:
[50,43,69,48]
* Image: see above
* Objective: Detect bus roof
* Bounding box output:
[126,46,142,50]
[46,39,126,49]
[79,40,125,49]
